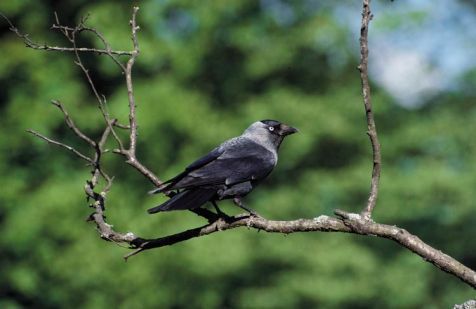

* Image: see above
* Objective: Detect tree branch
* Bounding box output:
[51,100,96,147]
[358,0,382,219]
[125,6,140,156]
[109,6,167,188]
[18,8,215,239]
[334,210,476,288]
[454,299,476,309]
[0,12,133,57]
[124,214,351,259]
[122,210,476,289]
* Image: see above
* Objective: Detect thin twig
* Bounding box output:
[113,122,131,129]
[52,14,126,71]
[53,12,126,70]
[2,11,127,151]
[0,12,132,57]
[357,0,381,219]
[91,122,114,191]
[27,129,93,163]
[24,45,131,56]
[17,8,160,245]
[51,100,96,147]
[67,20,125,151]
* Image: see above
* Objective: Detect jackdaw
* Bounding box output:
[147,120,298,215]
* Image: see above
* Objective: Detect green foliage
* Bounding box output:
[1,1,475,308]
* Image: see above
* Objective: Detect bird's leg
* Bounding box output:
[233,197,260,217]
[211,200,231,220]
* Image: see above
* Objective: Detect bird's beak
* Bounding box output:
[280,124,299,136]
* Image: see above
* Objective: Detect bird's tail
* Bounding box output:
[147,188,216,214]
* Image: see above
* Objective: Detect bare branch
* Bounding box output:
[2,11,128,151]
[51,100,96,147]
[104,6,163,188]
[91,122,114,191]
[70,33,104,106]
[112,122,131,130]
[357,0,382,219]
[49,13,127,71]
[98,120,113,148]
[123,211,476,289]
[24,45,131,56]
[124,214,350,260]
[0,12,132,57]
[86,194,137,244]
[16,7,182,246]
[334,210,476,288]
[454,299,476,309]
[27,129,93,163]
[68,23,126,151]
[125,6,140,155]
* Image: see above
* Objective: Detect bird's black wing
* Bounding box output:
[148,147,224,194]
[167,138,276,190]
[147,187,217,213]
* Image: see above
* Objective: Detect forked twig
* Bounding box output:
[51,100,96,147]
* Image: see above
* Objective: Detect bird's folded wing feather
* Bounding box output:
[165,138,276,190]
[149,147,224,194]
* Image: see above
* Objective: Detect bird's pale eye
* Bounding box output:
[268,126,275,132]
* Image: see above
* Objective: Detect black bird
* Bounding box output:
[147,120,298,215]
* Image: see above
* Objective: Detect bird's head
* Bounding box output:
[243,120,298,150]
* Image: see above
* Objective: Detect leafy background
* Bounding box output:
[1,0,475,308]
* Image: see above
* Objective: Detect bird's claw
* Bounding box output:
[210,201,233,222]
